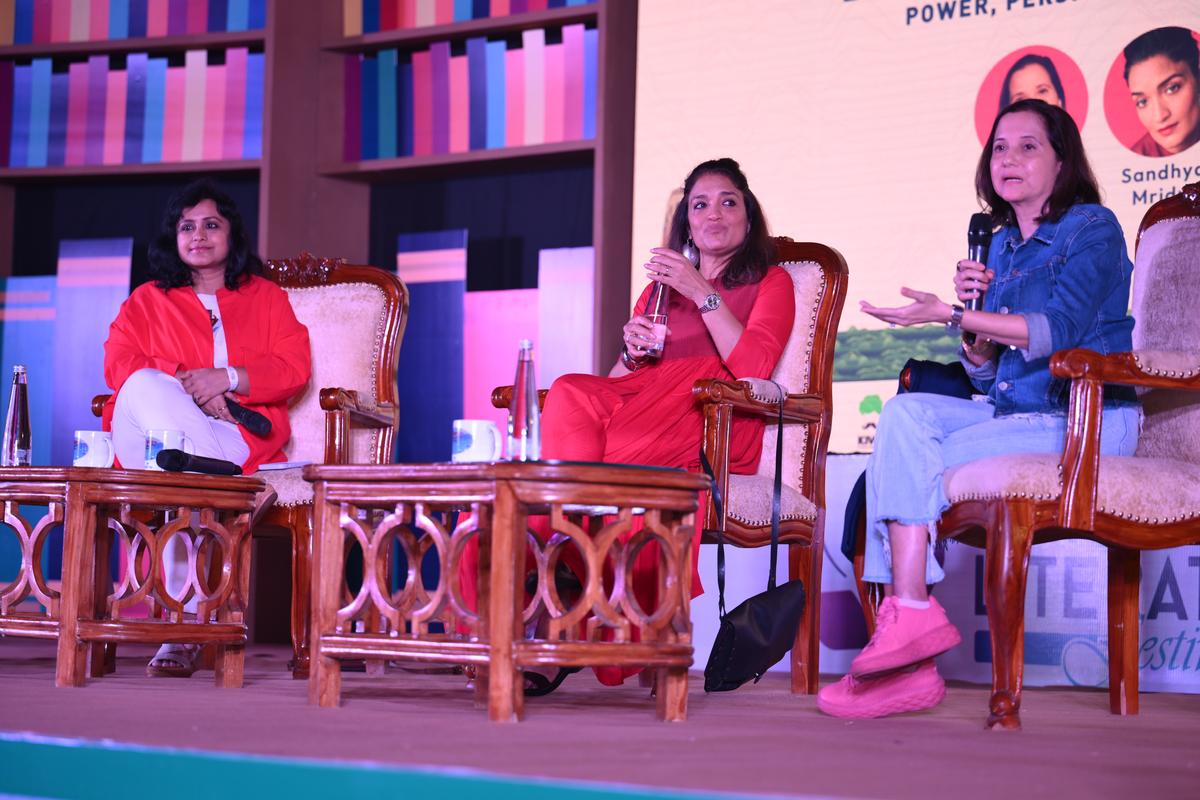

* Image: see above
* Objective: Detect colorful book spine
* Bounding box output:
[146,0,166,37]
[413,0,433,27]
[127,0,145,36]
[359,52,377,159]
[466,36,486,151]
[223,46,247,160]
[226,0,247,31]
[562,22,583,141]
[430,40,449,154]
[484,39,505,149]
[379,0,396,31]
[123,52,147,163]
[343,0,597,32]
[187,0,207,34]
[377,47,397,159]
[504,45,522,148]
[109,0,129,38]
[202,62,224,160]
[207,0,226,32]
[166,0,186,36]
[247,0,262,28]
[410,48,430,156]
[180,48,206,160]
[9,65,31,167]
[142,55,166,162]
[542,40,562,144]
[398,57,412,156]
[2,0,16,44]
[434,0,452,25]
[13,0,33,44]
[103,68,126,164]
[342,0,361,37]
[85,54,108,165]
[521,27,544,146]
[582,25,595,139]
[50,0,70,44]
[31,0,49,44]
[161,64,183,161]
[27,57,52,166]
[361,0,378,33]
[46,70,66,164]
[64,61,87,165]
[243,49,263,157]
[448,53,467,154]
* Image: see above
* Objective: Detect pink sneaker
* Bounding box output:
[850,596,961,678]
[817,659,945,719]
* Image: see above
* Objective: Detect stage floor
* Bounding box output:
[1,640,1197,799]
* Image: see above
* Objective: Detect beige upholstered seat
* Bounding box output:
[254,255,408,678]
[694,238,848,694]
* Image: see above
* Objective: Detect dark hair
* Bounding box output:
[975,99,1100,229]
[1123,26,1200,83]
[999,54,1066,113]
[666,158,775,289]
[147,178,261,290]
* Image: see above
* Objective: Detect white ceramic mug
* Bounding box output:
[451,419,502,463]
[144,429,194,471]
[72,430,114,468]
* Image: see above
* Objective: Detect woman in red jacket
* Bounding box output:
[103,179,311,677]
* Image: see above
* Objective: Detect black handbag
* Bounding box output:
[702,385,807,692]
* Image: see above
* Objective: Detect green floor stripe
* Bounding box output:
[0,734,775,800]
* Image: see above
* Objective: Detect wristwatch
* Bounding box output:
[946,304,964,332]
[698,292,722,314]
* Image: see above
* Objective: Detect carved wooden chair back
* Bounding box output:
[256,254,408,677]
[693,238,849,694]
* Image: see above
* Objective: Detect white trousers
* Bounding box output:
[112,368,251,611]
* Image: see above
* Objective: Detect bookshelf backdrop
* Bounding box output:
[1,0,267,45]
[341,0,594,36]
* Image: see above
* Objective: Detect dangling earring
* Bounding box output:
[682,236,699,267]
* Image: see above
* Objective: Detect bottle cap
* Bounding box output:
[518,338,532,350]
[12,365,26,375]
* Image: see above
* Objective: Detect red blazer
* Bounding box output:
[103,275,312,473]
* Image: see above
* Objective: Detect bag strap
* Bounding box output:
[700,381,787,618]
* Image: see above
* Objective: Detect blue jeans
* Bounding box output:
[862,393,1141,585]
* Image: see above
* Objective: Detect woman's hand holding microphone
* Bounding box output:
[953,259,997,365]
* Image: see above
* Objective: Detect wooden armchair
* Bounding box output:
[693,239,848,694]
[95,255,409,678]
[255,254,408,678]
[856,185,1200,729]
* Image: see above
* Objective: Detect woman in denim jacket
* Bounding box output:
[820,99,1141,718]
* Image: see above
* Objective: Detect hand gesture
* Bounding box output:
[644,247,712,306]
[954,260,993,304]
[860,288,950,328]
[622,314,662,357]
[177,367,232,407]
[200,393,237,423]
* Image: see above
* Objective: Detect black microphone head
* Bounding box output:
[968,213,994,249]
[156,448,189,472]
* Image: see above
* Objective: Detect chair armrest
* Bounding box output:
[691,379,823,423]
[318,387,397,465]
[1051,348,1200,391]
[319,387,395,428]
[1050,348,1200,531]
[490,385,548,411]
[92,394,111,418]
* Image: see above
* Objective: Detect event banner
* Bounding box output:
[632,0,1199,453]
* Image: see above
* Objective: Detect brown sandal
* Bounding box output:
[146,643,201,678]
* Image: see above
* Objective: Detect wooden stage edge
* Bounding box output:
[1,640,1197,800]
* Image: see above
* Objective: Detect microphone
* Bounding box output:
[225,398,272,437]
[156,448,243,476]
[964,213,993,345]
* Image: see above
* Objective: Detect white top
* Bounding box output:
[196,293,228,369]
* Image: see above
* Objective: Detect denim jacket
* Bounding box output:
[962,204,1138,415]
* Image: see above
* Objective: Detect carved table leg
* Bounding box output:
[88,520,112,678]
[486,481,523,723]
[289,507,312,680]
[309,495,342,708]
[56,486,94,688]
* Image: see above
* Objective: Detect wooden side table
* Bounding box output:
[0,467,262,688]
[304,461,709,722]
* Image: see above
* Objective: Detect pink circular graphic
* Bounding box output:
[974,46,1088,145]
[1104,28,1200,158]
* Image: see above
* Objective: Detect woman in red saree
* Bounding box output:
[510,158,796,692]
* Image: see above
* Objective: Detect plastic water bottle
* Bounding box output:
[507,340,540,461]
[2,365,31,467]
